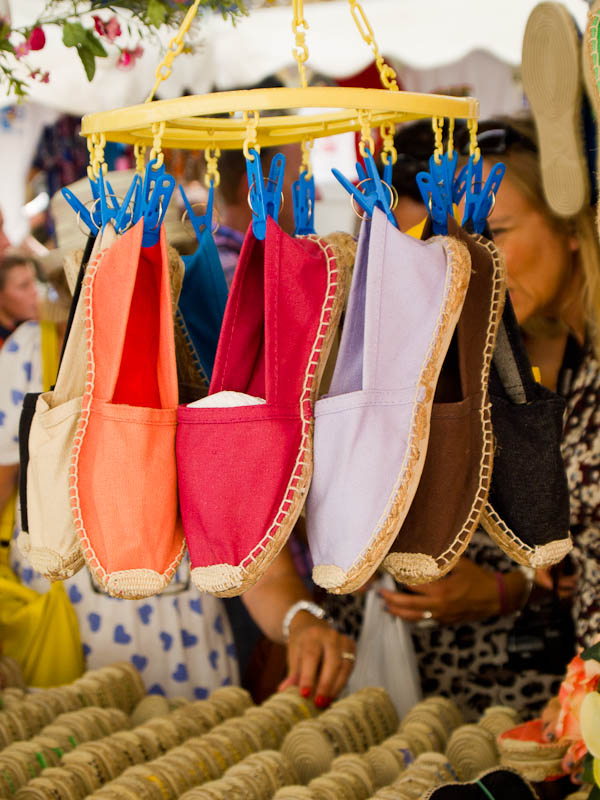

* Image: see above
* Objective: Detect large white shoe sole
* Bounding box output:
[522,2,588,217]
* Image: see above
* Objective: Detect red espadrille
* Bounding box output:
[177,217,346,596]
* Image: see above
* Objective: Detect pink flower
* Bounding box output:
[15,41,30,58]
[29,68,50,83]
[116,44,143,70]
[27,27,45,51]
[92,15,122,43]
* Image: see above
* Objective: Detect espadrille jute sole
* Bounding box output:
[522,1,589,217]
[481,502,572,568]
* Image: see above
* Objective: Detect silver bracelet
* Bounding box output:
[282,600,327,641]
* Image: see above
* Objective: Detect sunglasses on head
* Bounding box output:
[455,122,538,157]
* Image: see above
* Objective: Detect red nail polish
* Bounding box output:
[324,697,333,707]
[315,695,326,708]
[300,687,311,698]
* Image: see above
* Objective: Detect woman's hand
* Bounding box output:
[379,558,525,625]
[278,611,356,707]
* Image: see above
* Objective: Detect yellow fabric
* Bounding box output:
[40,320,59,393]
[0,319,84,687]
[0,489,16,568]
[0,577,84,686]
[406,217,428,240]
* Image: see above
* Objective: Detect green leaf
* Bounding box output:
[77,47,96,81]
[146,0,167,28]
[588,785,600,800]
[582,643,600,662]
[62,22,88,48]
[83,30,107,58]
[583,753,595,785]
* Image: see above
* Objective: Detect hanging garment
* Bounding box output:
[177,217,346,597]
[306,207,471,594]
[481,290,572,567]
[71,220,184,599]
[19,230,113,580]
[384,220,505,584]
[177,228,228,385]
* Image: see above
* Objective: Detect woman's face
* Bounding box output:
[0,263,38,325]
[485,163,578,326]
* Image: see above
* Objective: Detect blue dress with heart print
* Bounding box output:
[0,321,239,698]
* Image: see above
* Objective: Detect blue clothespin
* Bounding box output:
[453,164,469,206]
[179,181,215,243]
[463,159,505,234]
[61,187,99,234]
[292,170,316,236]
[332,148,397,227]
[245,149,286,240]
[97,168,128,231]
[416,170,448,234]
[113,173,142,233]
[141,162,176,248]
[462,155,483,228]
[428,151,458,220]
[382,158,393,190]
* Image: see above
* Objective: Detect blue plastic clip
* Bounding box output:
[416,170,448,234]
[382,158,393,190]
[462,156,483,228]
[141,168,176,249]
[292,170,316,236]
[61,187,99,234]
[179,180,215,243]
[452,164,468,206]
[463,159,505,234]
[113,173,142,233]
[246,149,286,240]
[97,169,128,231]
[332,148,398,227]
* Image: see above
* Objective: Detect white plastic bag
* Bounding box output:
[344,573,422,717]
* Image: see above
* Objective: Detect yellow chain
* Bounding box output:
[358,109,374,158]
[134,143,146,174]
[204,146,221,188]
[292,0,315,182]
[348,0,399,91]
[301,137,313,179]
[467,118,480,163]
[432,116,444,165]
[86,133,107,179]
[292,0,309,89]
[149,121,166,169]
[447,118,455,158]
[243,111,260,161]
[146,0,203,103]
[380,121,397,166]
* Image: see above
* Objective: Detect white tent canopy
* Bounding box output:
[4,0,592,113]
